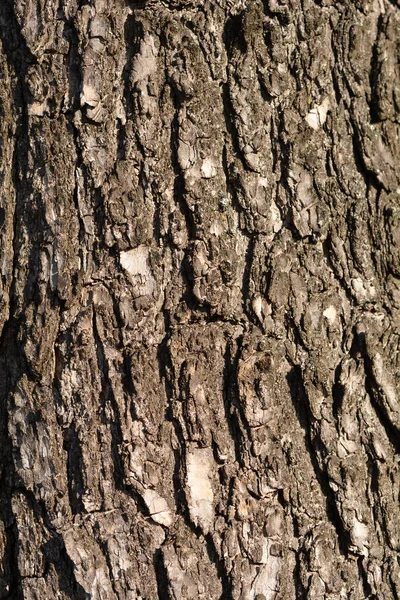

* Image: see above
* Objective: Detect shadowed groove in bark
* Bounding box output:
[358,556,376,600]
[351,326,400,454]
[287,365,350,557]
[223,341,247,468]
[157,329,189,516]
[362,353,400,455]
[0,393,23,598]
[63,420,85,515]
[0,311,31,598]
[41,531,90,600]
[0,1,35,333]
[331,360,345,421]
[230,336,256,461]
[153,547,171,600]
[168,91,196,241]
[92,308,126,490]
[220,9,249,171]
[240,234,258,324]
[204,532,233,600]
[369,13,384,125]
[63,17,83,117]
[291,536,307,600]
[322,235,355,305]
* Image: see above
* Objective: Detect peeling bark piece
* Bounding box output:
[305,98,330,130]
[119,245,156,298]
[142,489,174,527]
[186,448,215,533]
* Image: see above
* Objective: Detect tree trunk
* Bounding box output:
[0,0,399,598]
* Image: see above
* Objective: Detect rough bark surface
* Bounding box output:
[0,0,399,598]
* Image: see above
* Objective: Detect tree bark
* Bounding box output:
[0,0,399,598]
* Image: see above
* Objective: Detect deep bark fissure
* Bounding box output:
[287,366,350,558]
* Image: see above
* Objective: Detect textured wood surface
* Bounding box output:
[0,0,399,598]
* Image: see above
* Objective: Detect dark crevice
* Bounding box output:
[167,83,196,240]
[96,537,120,599]
[364,449,390,550]
[110,295,137,399]
[150,178,164,246]
[0,478,22,599]
[361,355,400,455]
[368,14,384,124]
[69,160,87,295]
[358,557,376,600]
[221,80,249,170]
[332,360,345,421]
[92,187,111,258]
[157,328,188,520]
[286,316,308,354]
[275,106,294,226]
[63,17,83,116]
[127,0,152,9]
[331,64,343,108]
[63,419,85,515]
[92,309,125,491]
[0,1,36,71]
[322,234,355,305]
[293,545,307,600]
[350,122,384,191]
[223,342,246,468]
[153,548,171,600]
[225,335,253,465]
[389,568,400,600]
[221,12,252,172]
[221,143,250,240]
[123,13,144,123]
[352,326,400,454]
[43,536,90,599]
[240,234,258,325]
[287,365,350,557]
[204,532,233,600]
[12,487,89,599]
